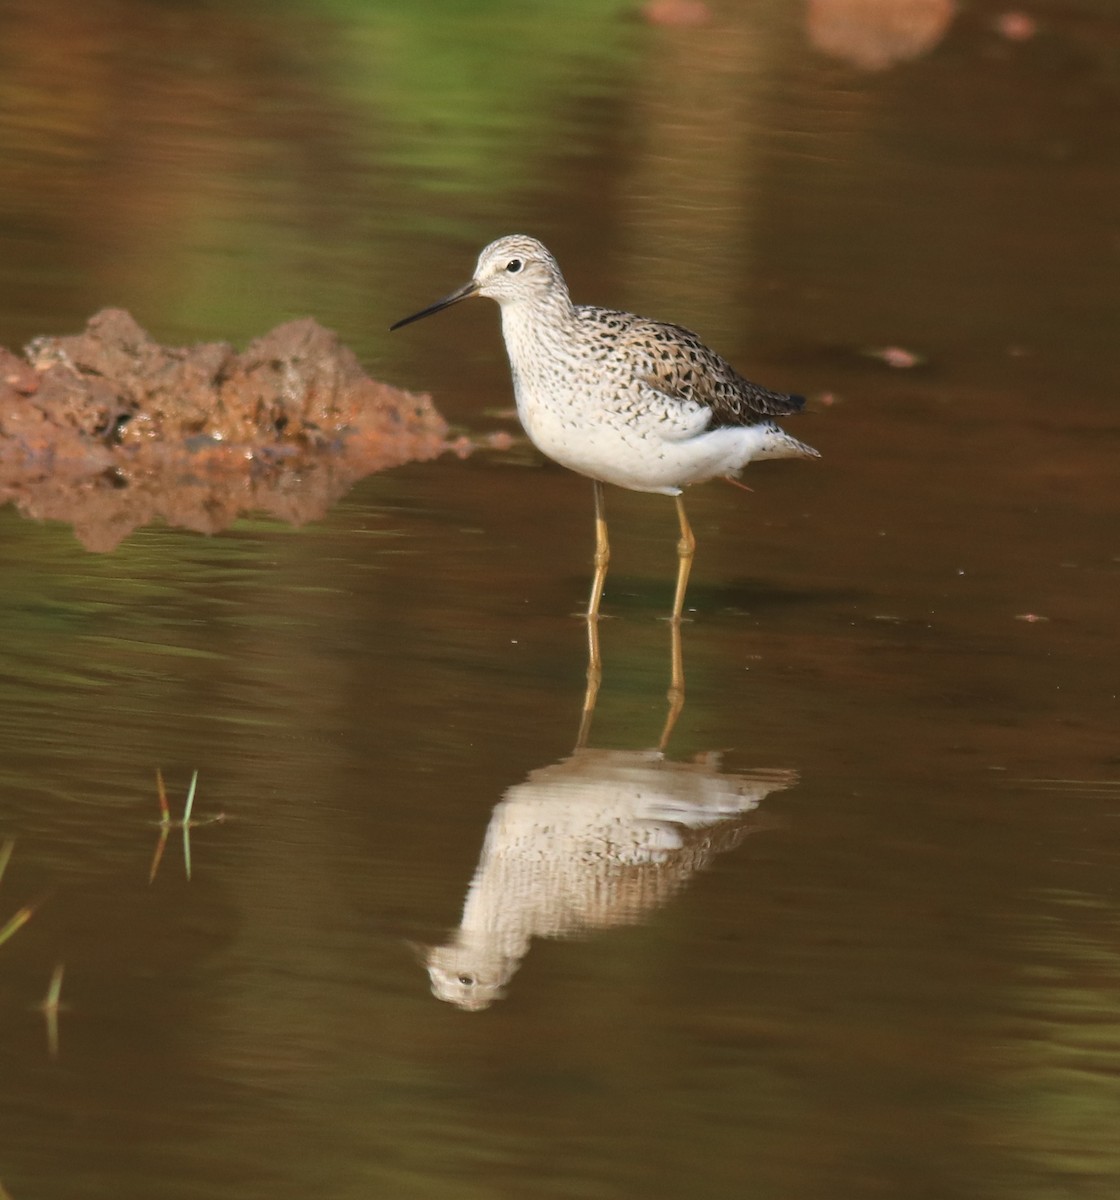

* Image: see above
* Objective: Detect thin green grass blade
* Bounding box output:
[0,904,34,948]
[183,770,199,827]
[45,962,65,1009]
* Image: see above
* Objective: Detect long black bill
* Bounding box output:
[389,280,479,331]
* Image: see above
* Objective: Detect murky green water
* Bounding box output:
[1,1,1118,1197]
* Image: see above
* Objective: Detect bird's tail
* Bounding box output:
[752,421,820,461]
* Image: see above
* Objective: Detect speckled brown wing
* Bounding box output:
[617,315,805,428]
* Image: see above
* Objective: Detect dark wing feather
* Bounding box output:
[593,311,804,428]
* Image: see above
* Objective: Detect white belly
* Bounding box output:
[515,390,775,495]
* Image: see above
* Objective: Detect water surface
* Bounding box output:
[0,2,1118,1198]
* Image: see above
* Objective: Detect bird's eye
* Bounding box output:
[458,975,475,986]
[506,259,522,274]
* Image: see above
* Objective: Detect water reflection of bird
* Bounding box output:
[423,750,797,1010]
[390,235,818,638]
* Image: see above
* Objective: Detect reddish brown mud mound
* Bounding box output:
[0,309,450,551]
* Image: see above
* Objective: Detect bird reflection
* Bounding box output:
[423,626,798,1010]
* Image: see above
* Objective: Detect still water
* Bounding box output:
[1,1,1118,1197]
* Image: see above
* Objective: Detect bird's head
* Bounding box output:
[389,234,566,330]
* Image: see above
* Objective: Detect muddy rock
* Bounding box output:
[0,309,452,551]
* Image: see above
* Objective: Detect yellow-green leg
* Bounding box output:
[669,493,696,626]
[578,480,610,748]
[661,494,695,748]
[586,479,610,623]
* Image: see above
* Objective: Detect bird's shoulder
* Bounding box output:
[573,306,804,427]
